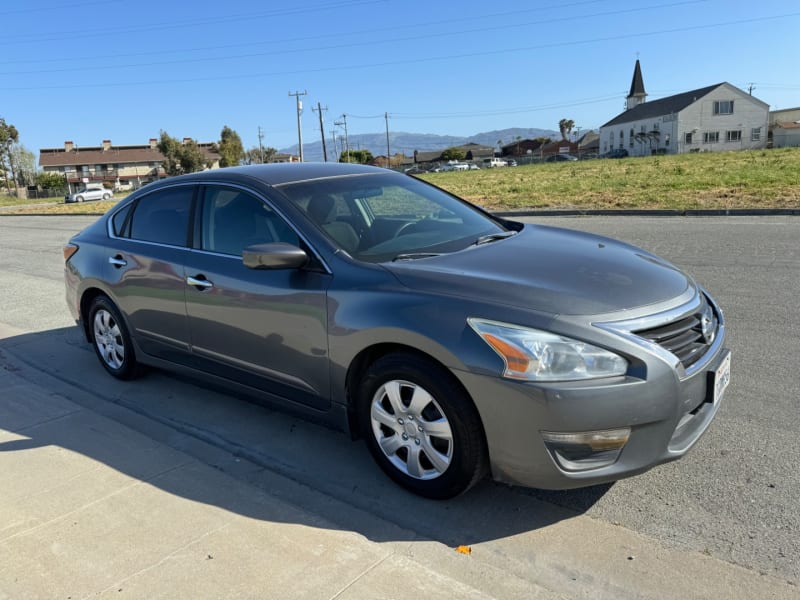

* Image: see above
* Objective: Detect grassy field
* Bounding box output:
[2,148,798,215]
[420,147,800,211]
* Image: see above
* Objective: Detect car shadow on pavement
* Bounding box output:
[0,326,612,549]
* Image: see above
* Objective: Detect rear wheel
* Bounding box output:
[359,353,487,499]
[88,296,140,380]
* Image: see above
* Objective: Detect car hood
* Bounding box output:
[383,224,694,315]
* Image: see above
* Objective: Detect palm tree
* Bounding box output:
[558,119,575,141]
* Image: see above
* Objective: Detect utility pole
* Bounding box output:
[331,130,338,159]
[288,90,307,162]
[385,112,391,168]
[313,102,329,162]
[334,114,349,162]
[748,83,756,96]
[257,126,265,163]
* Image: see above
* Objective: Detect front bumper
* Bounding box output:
[454,294,729,490]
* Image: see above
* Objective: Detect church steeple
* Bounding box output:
[626,59,647,110]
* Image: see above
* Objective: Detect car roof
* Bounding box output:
[145,163,391,190]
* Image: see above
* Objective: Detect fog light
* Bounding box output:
[541,428,630,472]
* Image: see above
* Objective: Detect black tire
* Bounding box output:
[87,296,140,380]
[358,352,488,499]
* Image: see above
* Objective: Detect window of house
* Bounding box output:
[726,130,742,142]
[665,133,671,146]
[685,132,693,144]
[703,132,720,143]
[653,123,659,131]
[713,100,734,115]
[751,127,761,141]
[629,128,634,147]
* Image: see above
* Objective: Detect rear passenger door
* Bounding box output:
[182,185,333,410]
[105,184,195,362]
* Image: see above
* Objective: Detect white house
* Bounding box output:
[769,107,800,148]
[600,61,769,156]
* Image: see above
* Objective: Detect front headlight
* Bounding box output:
[468,318,628,382]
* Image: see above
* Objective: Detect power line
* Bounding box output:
[0,0,708,74]
[6,11,797,90]
[0,0,384,45]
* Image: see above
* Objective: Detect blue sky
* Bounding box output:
[4,0,799,160]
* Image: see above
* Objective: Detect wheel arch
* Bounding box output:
[343,342,486,446]
[78,286,112,342]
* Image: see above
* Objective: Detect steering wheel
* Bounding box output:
[394,221,419,237]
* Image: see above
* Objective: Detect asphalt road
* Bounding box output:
[1,214,798,590]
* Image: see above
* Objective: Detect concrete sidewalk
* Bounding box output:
[0,325,559,600]
[1,322,796,599]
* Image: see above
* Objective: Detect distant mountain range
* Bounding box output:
[279,128,558,162]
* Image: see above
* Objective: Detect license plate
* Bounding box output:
[712,351,731,404]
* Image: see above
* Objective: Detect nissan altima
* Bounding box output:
[63,163,730,499]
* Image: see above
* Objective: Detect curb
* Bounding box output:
[2,208,799,218]
[494,208,800,217]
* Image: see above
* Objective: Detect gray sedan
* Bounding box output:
[63,163,730,499]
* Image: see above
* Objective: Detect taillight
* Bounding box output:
[63,243,79,261]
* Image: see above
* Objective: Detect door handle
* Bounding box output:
[108,255,127,268]
[186,275,214,290]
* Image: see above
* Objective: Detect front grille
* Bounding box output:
[633,296,718,369]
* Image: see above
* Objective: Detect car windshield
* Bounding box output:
[277,172,510,263]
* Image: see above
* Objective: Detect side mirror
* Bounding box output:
[242,243,308,270]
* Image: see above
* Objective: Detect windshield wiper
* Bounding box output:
[472,231,517,246]
[392,252,443,261]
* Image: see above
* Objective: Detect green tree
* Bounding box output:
[0,117,20,192]
[157,131,208,176]
[338,149,373,164]
[441,147,466,161]
[244,145,277,164]
[558,118,575,141]
[11,145,35,186]
[36,171,68,189]
[216,125,244,167]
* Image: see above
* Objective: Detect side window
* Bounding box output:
[111,203,132,237]
[201,186,299,256]
[129,186,193,246]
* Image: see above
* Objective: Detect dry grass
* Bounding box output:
[421,148,800,211]
[2,148,798,215]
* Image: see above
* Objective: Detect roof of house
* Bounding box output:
[38,143,220,167]
[774,120,800,129]
[602,83,725,128]
[577,131,599,148]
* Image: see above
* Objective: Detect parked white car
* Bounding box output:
[65,184,112,203]
[482,158,507,168]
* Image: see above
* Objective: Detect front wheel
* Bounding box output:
[88,296,140,380]
[75,195,84,203]
[359,353,488,499]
